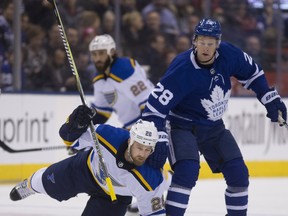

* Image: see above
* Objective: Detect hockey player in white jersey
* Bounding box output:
[10,105,170,216]
[142,18,287,216]
[89,34,154,129]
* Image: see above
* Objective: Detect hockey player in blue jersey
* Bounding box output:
[142,18,287,216]
[10,106,170,216]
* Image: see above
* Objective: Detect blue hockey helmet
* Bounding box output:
[194,18,222,40]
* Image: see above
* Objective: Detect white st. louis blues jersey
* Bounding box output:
[143,42,270,129]
[92,57,154,128]
[71,124,168,216]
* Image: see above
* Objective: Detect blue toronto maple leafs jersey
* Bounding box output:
[142,42,270,129]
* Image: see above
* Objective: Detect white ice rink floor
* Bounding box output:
[1,177,288,216]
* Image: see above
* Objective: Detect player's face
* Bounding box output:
[90,50,111,73]
[130,142,153,166]
[194,36,218,64]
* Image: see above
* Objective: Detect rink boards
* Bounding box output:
[0,93,287,182]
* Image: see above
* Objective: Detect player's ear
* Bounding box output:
[192,36,197,47]
[217,40,221,48]
[110,48,116,56]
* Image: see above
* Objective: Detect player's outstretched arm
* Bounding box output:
[59,105,96,143]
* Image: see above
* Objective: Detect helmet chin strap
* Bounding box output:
[105,55,114,75]
[126,140,134,163]
[98,55,113,76]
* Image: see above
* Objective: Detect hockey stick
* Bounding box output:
[0,140,66,153]
[278,112,288,129]
[47,0,117,202]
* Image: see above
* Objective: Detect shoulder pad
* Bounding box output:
[109,57,136,82]
[131,165,163,190]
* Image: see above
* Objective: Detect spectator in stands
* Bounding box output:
[66,26,81,57]
[121,11,146,62]
[0,49,14,91]
[136,0,151,11]
[44,23,64,56]
[23,25,48,91]
[65,51,94,92]
[164,48,177,69]
[172,0,195,34]
[142,10,162,36]
[121,0,137,15]
[79,0,113,21]
[0,0,14,66]
[213,7,226,27]
[175,34,191,54]
[142,0,179,43]
[184,14,200,39]
[42,48,70,92]
[57,0,83,27]
[101,10,116,38]
[0,46,27,92]
[244,35,265,67]
[255,0,278,47]
[234,1,258,36]
[142,33,169,85]
[142,10,174,45]
[220,0,254,47]
[21,13,32,46]
[76,11,101,52]
[23,0,55,30]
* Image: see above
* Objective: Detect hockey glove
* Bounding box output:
[147,131,168,169]
[68,105,96,133]
[258,88,287,124]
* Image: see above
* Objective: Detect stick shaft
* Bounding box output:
[0,140,66,153]
[278,115,288,129]
[48,0,116,202]
[278,111,288,129]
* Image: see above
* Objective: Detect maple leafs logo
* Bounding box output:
[201,85,231,121]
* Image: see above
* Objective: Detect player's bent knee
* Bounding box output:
[222,158,249,188]
[172,159,200,188]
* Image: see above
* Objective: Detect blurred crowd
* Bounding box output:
[1,0,288,95]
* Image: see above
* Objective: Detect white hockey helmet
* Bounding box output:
[129,120,158,153]
[89,34,116,55]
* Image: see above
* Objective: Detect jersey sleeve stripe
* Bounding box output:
[130,58,136,68]
[143,102,166,119]
[95,110,112,118]
[91,103,113,117]
[243,69,264,89]
[131,169,153,191]
[62,140,74,146]
[237,66,264,89]
[108,73,123,82]
[92,74,105,83]
[97,134,117,155]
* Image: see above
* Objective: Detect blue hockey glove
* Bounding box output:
[147,131,168,169]
[68,105,96,133]
[258,88,287,124]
